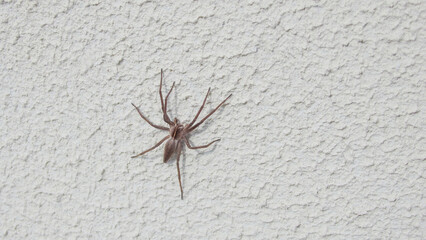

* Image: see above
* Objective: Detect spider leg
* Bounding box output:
[188,88,210,127]
[131,135,170,158]
[184,137,220,149]
[176,141,184,200]
[164,81,175,120]
[189,94,232,132]
[159,69,174,125]
[131,103,169,131]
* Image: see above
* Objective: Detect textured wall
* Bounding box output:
[1,0,425,239]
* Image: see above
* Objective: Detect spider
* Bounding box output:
[131,69,231,199]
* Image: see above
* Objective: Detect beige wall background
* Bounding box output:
[1,0,425,239]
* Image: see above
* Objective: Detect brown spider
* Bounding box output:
[131,69,231,199]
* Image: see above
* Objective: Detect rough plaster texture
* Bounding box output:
[1,0,425,239]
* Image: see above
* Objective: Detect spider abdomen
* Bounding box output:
[163,138,178,163]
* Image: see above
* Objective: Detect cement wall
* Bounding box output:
[1,0,425,239]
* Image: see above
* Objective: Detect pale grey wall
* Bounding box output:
[1,0,425,239]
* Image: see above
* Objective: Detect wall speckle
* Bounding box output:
[1,0,425,239]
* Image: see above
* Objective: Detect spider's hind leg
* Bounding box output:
[131,135,170,158]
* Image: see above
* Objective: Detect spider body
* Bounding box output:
[131,69,231,199]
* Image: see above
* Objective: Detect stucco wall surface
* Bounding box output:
[1,0,425,239]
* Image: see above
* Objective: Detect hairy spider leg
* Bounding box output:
[131,103,168,131]
[184,137,220,149]
[188,88,211,127]
[176,142,184,199]
[189,94,232,132]
[159,69,174,125]
[131,135,170,158]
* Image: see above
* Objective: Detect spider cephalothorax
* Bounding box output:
[131,69,231,199]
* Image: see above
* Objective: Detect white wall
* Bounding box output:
[1,1,425,239]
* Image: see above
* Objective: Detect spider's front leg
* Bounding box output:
[189,94,232,132]
[187,88,210,127]
[159,69,175,125]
